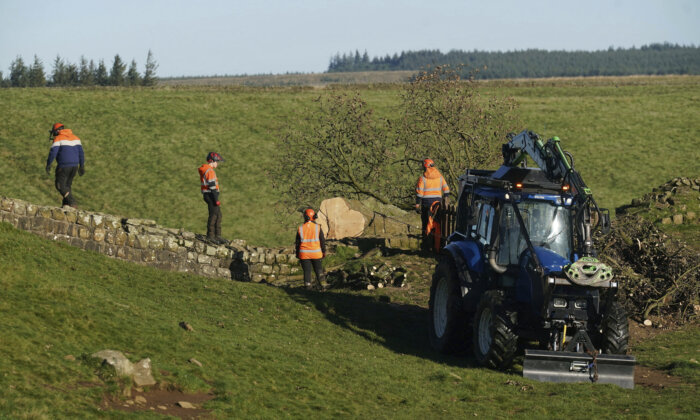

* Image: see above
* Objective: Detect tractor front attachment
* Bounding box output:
[523,349,635,389]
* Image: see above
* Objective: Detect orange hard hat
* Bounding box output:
[52,123,64,131]
[423,158,435,168]
[304,208,316,220]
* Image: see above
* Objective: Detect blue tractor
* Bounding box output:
[428,130,635,388]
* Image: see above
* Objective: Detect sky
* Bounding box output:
[1,0,698,78]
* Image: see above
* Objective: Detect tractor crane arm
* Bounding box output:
[501,130,608,256]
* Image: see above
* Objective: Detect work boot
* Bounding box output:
[304,282,313,290]
[215,237,229,245]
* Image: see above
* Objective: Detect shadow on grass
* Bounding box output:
[281,286,479,368]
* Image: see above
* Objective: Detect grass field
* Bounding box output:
[0,75,698,247]
[1,222,698,418]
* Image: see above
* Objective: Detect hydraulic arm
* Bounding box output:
[501,130,608,256]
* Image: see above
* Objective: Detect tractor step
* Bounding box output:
[523,349,635,389]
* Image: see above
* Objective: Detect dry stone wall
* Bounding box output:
[0,197,300,285]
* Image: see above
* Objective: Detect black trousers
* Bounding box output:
[55,166,78,206]
[300,259,324,286]
[202,193,222,238]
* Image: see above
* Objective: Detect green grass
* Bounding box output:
[0,222,699,418]
[0,76,698,247]
[633,327,700,386]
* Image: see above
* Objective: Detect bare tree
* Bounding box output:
[397,65,521,192]
[272,91,400,206]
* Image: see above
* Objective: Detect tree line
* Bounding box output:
[328,43,700,78]
[1,50,158,88]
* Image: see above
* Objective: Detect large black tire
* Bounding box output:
[428,260,469,353]
[472,290,518,369]
[600,300,630,355]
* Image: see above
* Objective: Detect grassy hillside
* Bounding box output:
[0,222,698,418]
[0,76,698,247]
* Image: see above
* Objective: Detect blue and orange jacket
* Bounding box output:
[198,163,219,193]
[416,167,450,204]
[46,129,84,168]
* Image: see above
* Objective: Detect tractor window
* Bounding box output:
[454,189,474,235]
[476,202,495,245]
[517,200,572,260]
[497,205,521,266]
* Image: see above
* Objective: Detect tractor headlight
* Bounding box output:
[574,299,587,309]
[553,298,567,308]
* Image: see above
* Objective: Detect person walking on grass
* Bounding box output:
[198,152,226,244]
[295,208,326,290]
[45,123,85,208]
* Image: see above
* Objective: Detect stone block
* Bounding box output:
[197,254,212,265]
[51,208,66,221]
[92,228,106,242]
[251,274,264,283]
[180,230,195,240]
[217,268,232,279]
[53,221,69,235]
[64,209,77,223]
[13,201,27,216]
[78,226,91,240]
[125,218,157,227]
[105,230,115,244]
[0,198,12,212]
[25,203,38,217]
[275,253,287,263]
[52,234,71,243]
[70,237,85,249]
[103,215,120,230]
[200,265,218,277]
[206,245,217,256]
[37,206,53,219]
[114,231,127,246]
[673,214,684,225]
[248,251,258,263]
[290,266,300,274]
[148,235,164,250]
[195,241,206,253]
[164,236,179,252]
[272,265,280,274]
[687,211,697,221]
[104,244,117,257]
[77,211,91,226]
[92,214,104,228]
[18,216,31,230]
[116,247,127,259]
[85,241,100,253]
[142,250,156,262]
[134,234,149,249]
[216,246,229,258]
[31,217,47,231]
[157,250,174,262]
[187,252,196,262]
[265,253,275,265]
[261,265,273,274]
[183,240,194,249]
[287,255,298,264]
[279,264,290,275]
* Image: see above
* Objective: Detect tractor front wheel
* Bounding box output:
[428,260,469,353]
[472,290,518,369]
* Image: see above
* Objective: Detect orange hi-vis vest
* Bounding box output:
[298,222,323,259]
[198,163,219,193]
[416,167,450,200]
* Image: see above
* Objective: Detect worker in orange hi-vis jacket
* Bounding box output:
[198,152,226,244]
[45,123,85,208]
[295,208,327,290]
[415,158,450,250]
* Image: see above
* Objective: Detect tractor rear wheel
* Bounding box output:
[600,300,630,355]
[472,290,518,369]
[428,260,469,353]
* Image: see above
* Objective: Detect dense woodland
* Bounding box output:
[0,50,158,87]
[328,43,700,78]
